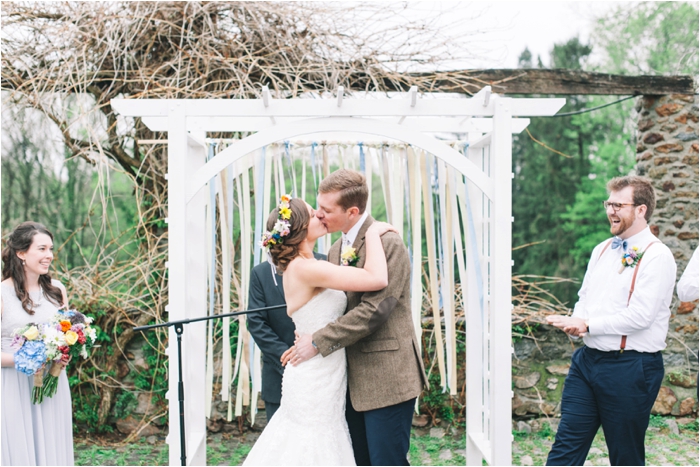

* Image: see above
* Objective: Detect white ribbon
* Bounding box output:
[267,250,279,286]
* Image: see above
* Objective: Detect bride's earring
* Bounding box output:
[22,260,26,266]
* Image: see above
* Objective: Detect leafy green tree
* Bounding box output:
[593,2,699,76]
[562,1,698,268]
[512,37,599,305]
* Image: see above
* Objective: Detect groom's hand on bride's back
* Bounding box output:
[280,332,318,366]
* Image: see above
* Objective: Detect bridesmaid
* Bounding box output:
[1,222,74,466]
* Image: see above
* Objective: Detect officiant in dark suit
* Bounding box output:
[247,252,326,421]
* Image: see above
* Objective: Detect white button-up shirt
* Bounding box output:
[342,211,369,247]
[572,226,676,352]
[677,247,699,302]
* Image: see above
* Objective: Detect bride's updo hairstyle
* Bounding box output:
[262,197,310,274]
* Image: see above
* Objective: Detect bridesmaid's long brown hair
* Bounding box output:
[2,222,63,314]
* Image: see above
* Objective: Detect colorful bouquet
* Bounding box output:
[39,309,97,402]
[10,323,49,403]
[10,309,97,404]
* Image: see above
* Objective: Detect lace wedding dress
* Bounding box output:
[243,288,355,466]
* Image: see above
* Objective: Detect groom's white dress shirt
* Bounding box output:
[342,211,369,248]
[572,226,676,352]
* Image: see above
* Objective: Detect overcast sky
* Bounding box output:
[446,1,630,68]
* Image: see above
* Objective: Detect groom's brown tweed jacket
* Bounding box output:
[312,216,428,412]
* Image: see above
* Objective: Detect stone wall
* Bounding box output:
[635,93,699,369]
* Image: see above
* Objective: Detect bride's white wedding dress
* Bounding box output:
[243,288,355,466]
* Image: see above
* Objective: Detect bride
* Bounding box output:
[243,195,396,466]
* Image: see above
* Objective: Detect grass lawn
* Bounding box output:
[74,416,698,466]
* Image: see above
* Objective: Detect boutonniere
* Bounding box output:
[341,246,359,267]
[619,246,643,273]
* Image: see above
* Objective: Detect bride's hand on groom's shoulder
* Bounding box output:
[368,221,398,237]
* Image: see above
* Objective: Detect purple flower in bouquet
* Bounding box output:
[10,334,26,351]
[14,340,47,376]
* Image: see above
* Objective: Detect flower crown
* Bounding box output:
[260,194,293,250]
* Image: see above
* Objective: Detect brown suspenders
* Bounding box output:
[596,239,660,352]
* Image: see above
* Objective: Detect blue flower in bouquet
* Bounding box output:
[15,340,47,375]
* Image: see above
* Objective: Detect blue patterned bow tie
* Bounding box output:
[611,237,628,251]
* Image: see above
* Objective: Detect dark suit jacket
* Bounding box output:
[247,252,326,404]
[312,216,428,411]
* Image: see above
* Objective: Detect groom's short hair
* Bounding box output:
[319,169,369,214]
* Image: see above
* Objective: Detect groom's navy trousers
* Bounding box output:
[346,392,415,466]
[547,346,664,466]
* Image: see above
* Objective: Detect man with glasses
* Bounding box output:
[545,176,676,466]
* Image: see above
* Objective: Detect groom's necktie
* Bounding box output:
[342,235,352,249]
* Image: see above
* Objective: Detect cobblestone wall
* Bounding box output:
[635,94,699,369]
[630,93,698,416]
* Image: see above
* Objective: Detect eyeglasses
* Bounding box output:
[602,201,638,212]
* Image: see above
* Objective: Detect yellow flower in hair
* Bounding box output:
[279,206,292,220]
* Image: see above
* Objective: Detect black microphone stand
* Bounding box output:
[133,304,287,466]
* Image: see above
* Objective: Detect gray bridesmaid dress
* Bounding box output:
[1,280,74,466]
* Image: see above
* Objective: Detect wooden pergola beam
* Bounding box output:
[355,69,697,96]
[3,68,695,98]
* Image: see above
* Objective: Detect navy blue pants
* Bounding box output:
[264,400,280,423]
[547,346,664,466]
[346,391,415,466]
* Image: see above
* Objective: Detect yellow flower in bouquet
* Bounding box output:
[64,330,79,346]
[22,325,40,340]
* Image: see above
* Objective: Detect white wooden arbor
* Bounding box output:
[112,88,564,466]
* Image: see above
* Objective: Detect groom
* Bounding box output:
[283,169,428,466]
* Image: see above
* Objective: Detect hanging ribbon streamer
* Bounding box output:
[407,147,423,347]
[366,146,375,216]
[392,147,404,235]
[301,146,307,204]
[253,148,266,267]
[379,145,391,223]
[437,159,457,395]
[359,142,365,173]
[449,166,468,396]
[310,142,318,193]
[217,171,233,408]
[250,148,267,424]
[421,152,446,389]
[284,141,297,197]
[460,144,485,313]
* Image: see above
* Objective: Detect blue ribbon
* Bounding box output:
[359,142,365,173]
[284,141,296,197]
